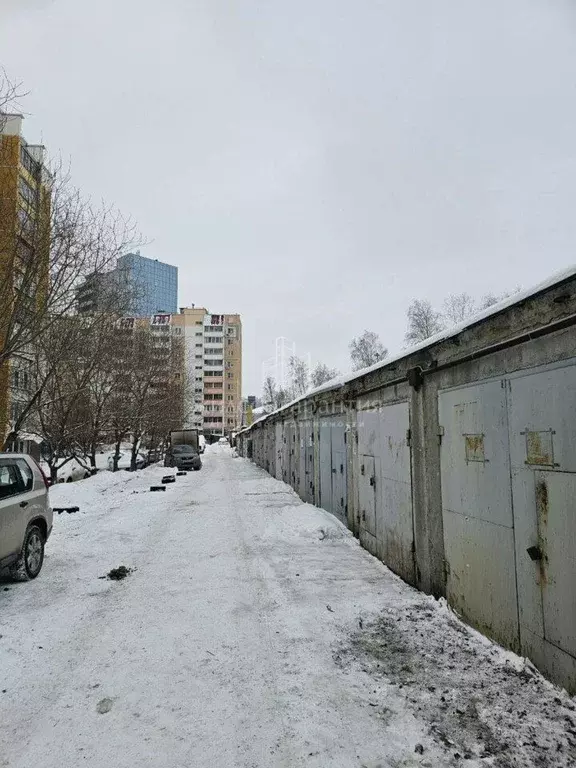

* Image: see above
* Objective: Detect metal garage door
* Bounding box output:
[357,402,414,582]
[508,362,576,680]
[319,418,333,514]
[439,380,519,650]
[331,423,347,520]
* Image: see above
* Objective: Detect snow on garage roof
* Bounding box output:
[244,264,576,430]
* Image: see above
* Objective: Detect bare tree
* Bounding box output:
[110,326,185,472]
[442,293,477,325]
[479,286,521,310]
[289,355,309,397]
[349,330,388,371]
[276,388,292,408]
[405,300,445,345]
[0,69,26,128]
[0,147,140,372]
[33,317,106,483]
[72,317,128,468]
[310,362,339,388]
[262,376,277,410]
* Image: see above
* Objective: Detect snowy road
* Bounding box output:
[1,448,575,768]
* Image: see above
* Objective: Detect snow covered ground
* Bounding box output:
[0,447,574,768]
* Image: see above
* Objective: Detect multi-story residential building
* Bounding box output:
[108,312,184,441]
[172,307,242,437]
[77,251,178,318]
[0,114,50,447]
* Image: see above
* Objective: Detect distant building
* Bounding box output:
[77,251,178,318]
[118,252,178,317]
[75,270,118,315]
[172,307,242,437]
[0,113,51,445]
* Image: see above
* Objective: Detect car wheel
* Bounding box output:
[84,472,90,479]
[9,524,45,581]
[66,476,73,483]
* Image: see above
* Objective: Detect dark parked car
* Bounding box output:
[164,444,202,471]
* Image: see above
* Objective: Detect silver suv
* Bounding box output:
[0,455,53,581]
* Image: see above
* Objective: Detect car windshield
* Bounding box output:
[172,445,195,454]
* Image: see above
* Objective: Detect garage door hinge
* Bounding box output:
[437,425,445,444]
[406,428,412,447]
[443,558,451,578]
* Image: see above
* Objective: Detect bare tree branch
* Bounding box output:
[310,363,339,388]
[405,300,445,345]
[349,331,388,371]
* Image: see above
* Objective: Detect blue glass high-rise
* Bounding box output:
[117,252,178,317]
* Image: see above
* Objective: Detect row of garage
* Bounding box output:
[240,267,576,693]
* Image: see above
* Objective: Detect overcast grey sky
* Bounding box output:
[1,0,576,394]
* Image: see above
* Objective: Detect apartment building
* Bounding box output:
[172,307,242,436]
[0,114,50,445]
[110,312,184,434]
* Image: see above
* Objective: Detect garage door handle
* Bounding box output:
[526,545,542,561]
[19,501,28,508]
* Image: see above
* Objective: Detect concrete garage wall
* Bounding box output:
[239,267,576,692]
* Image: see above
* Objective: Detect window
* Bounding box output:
[195,321,202,325]
[20,146,39,176]
[227,384,232,391]
[195,355,202,360]
[195,343,203,348]
[195,365,203,370]
[195,376,203,382]
[19,176,36,207]
[227,339,233,346]
[10,402,23,422]
[196,331,203,337]
[227,419,234,425]
[227,373,233,379]
[15,459,33,491]
[0,461,23,499]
